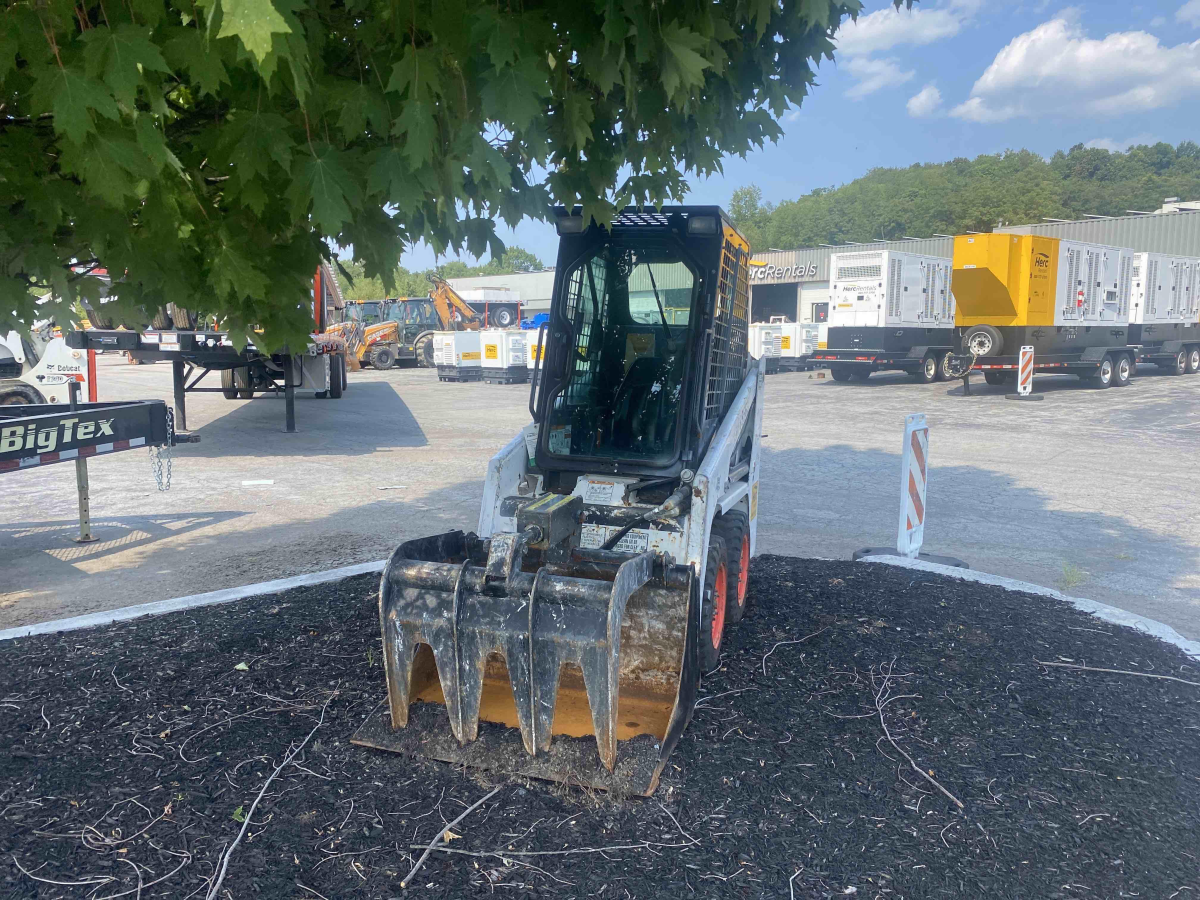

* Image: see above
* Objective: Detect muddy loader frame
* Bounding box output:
[354,206,764,794]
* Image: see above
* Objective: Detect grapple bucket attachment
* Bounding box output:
[352,530,699,795]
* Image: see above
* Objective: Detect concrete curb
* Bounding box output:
[0,560,386,643]
[857,554,1200,661]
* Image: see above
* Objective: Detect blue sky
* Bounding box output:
[399,0,1198,269]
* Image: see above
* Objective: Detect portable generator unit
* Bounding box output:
[480,328,529,384]
[953,234,1142,388]
[353,206,765,795]
[433,331,482,382]
[1127,252,1200,375]
[812,250,957,383]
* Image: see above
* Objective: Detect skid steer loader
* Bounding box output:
[353,207,765,795]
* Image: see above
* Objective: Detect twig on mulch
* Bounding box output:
[874,660,964,810]
[412,840,695,858]
[401,786,502,889]
[205,690,337,900]
[762,626,830,676]
[1034,660,1200,687]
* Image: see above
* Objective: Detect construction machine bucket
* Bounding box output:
[352,530,699,795]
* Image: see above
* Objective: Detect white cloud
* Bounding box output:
[844,57,915,98]
[950,17,1200,122]
[1178,0,1200,26]
[906,84,943,116]
[1084,134,1159,152]
[837,0,981,56]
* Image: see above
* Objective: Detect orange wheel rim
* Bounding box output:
[737,535,750,607]
[711,562,727,648]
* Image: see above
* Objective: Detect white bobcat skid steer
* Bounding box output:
[354,207,765,795]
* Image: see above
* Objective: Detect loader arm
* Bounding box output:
[428,274,482,331]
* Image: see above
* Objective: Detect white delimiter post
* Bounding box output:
[896,413,929,559]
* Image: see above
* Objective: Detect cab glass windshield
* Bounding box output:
[543,243,697,463]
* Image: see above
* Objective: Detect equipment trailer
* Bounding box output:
[954,234,1141,388]
[353,206,765,795]
[812,250,957,383]
[67,329,347,433]
[1127,252,1200,376]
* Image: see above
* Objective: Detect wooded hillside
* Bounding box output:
[729,142,1200,251]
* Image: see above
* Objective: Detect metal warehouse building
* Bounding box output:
[748,207,1200,325]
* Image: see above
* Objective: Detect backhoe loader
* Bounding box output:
[354,207,765,795]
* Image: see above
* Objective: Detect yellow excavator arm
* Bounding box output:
[427,274,481,331]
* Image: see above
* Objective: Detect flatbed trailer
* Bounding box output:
[1131,329,1200,375]
[964,344,1139,388]
[812,339,957,382]
[66,329,346,433]
[2,386,198,541]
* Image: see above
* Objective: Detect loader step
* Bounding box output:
[352,701,666,796]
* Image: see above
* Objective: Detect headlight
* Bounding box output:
[556,215,585,235]
[686,215,718,235]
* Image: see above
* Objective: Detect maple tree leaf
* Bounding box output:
[216,0,292,64]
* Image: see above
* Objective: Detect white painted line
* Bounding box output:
[857,554,1200,660]
[241,479,275,486]
[0,560,386,643]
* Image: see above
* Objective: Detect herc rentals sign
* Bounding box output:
[749,261,820,282]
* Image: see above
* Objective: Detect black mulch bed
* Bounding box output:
[3,556,1199,900]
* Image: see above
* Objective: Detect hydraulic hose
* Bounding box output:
[600,484,691,551]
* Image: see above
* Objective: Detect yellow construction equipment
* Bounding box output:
[353,206,766,795]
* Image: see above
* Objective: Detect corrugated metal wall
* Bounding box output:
[749,239,955,284]
[995,210,1200,255]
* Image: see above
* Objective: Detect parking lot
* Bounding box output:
[3,354,1198,640]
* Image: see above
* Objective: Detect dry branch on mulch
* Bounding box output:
[2,557,1198,899]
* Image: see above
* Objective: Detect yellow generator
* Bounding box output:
[953,234,1139,388]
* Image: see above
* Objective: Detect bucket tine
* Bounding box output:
[381,606,416,728]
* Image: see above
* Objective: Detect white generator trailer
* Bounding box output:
[812,250,957,383]
[1128,252,1200,375]
[479,328,529,384]
[432,331,482,382]
[353,206,765,796]
[747,320,782,373]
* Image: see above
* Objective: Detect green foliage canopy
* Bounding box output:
[729,142,1200,251]
[0,0,864,349]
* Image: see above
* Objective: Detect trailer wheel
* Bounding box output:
[328,355,344,398]
[850,368,871,382]
[962,325,1003,357]
[371,346,396,370]
[714,512,751,625]
[1113,353,1132,387]
[1090,355,1115,388]
[492,306,516,328]
[233,366,253,399]
[983,371,1010,386]
[220,368,239,399]
[700,535,729,673]
[830,366,853,382]
[914,354,938,384]
[936,352,955,381]
[1169,350,1187,376]
[1187,347,1200,374]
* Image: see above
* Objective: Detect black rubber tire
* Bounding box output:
[1168,350,1187,376]
[492,306,516,328]
[1090,354,1115,388]
[220,368,239,400]
[1113,353,1132,387]
[699,534,729,673]
[150,307,173,331]
[86,305,114,330]
[830,366,853,382]
[338,354,348,392]
[328,355,344,398]
[962,324,1004,357]
[169,304,198,330]
[0,379,46,405]
[983,370,1010,386]
[371,346,396,370]
[233,366,253,399]
[713,512,751,625]
[415,335,434,368]
[913,354,938,384]
[1185,348,1200,375]
[936,352,955,381]
[849,368,871,382]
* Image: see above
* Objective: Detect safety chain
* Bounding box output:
[150,408,173,492]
